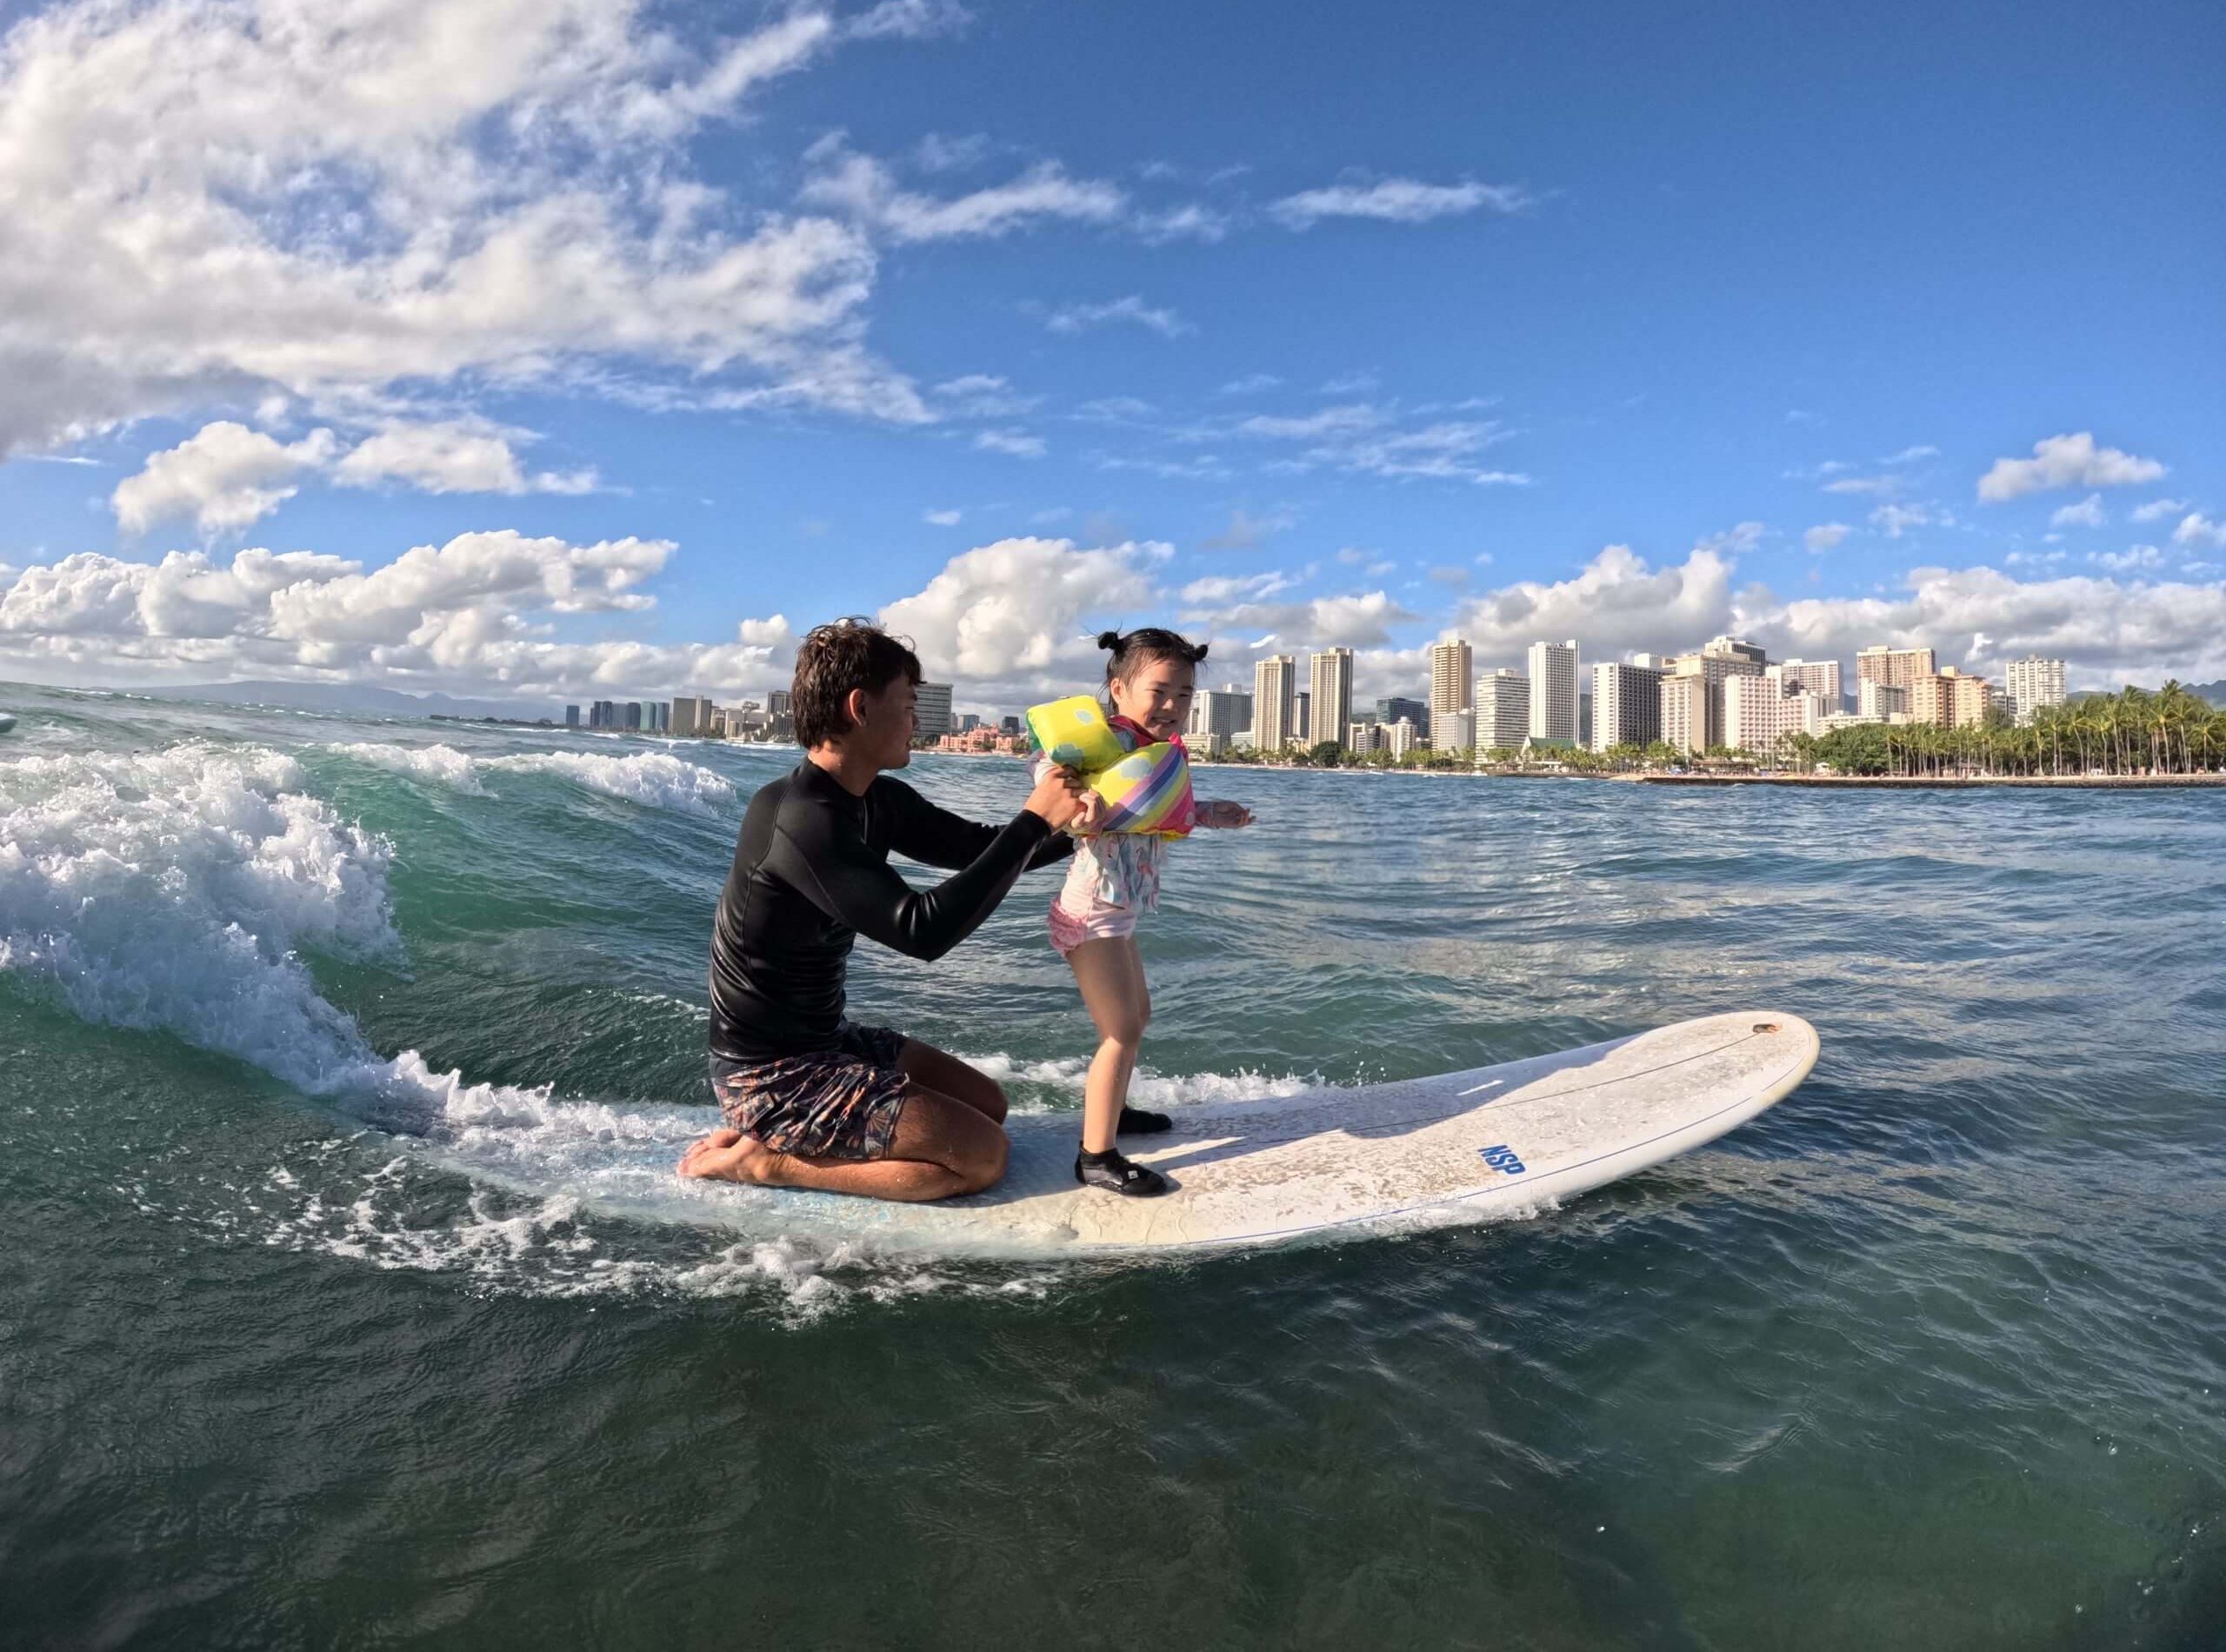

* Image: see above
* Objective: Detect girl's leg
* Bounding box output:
[1065,935,1150,1154]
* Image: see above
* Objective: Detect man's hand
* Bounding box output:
[1196,798,1255,829]
[1024,765,1092,831]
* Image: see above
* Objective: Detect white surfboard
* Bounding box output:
[640,1009,1818,1256]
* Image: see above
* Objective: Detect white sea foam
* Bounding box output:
[482,749,734,816]
[325,741,734,816]
[326,741,487,793]
[0,739,1317,1313]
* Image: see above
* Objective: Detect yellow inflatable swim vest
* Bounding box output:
[1024,695,1194,836]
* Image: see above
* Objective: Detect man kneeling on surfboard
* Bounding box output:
[677,619,1091,1202]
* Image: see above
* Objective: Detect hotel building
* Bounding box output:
[1909,666,1992,729]
[1856,645,1936,694]
[1310,648,1356,750]
[2004,656,2069,724]
[1429,639,1474,721]
[1590,661,1663,751]
[1527,639,1579,743]
[1474,669,1531,751]
[1254,654,1297,752]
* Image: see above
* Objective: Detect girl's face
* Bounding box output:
[1110,658,1195,741]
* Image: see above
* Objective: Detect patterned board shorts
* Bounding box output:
[709,1021,911,1162]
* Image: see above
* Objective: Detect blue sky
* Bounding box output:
[1,0,2220,709]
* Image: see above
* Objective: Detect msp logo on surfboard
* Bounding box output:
[1477,1143,1527,1176]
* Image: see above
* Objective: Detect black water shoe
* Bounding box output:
[1075,1148,1171,1196]
[1116,1104,1172,1135]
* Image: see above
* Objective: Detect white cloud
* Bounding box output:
[0,0,920,454]
[1271,176,1533,229]
[1043,295,1191,337]
[1695,522,1765,559]
[114,416,600,533]
[1450,544,1736,660]
[2129,497,2189,523]
[975,430,1046,459]
[800,140,1126,243]
[1976,433,2167,503]
[112,423,338,535]
[1199,510,1294,551]
[923,508,963,527]
[1879,444,1940,463]
[0,532,798,698]
[332,420,596,496]
[2049,494,2107,530]
[2089,545,2163,573]
[1180,571,1294,605]
[1804,523,1851,552]
[930,374,1038,417]
[1179,589,1416,649]
[1823,475,1900,496]
[1235,405,1526,484]
[1217,373,1282,396]
[844,0,974,42]
[2171,512,2226,550]
[1870,503,1932,538]
[877,536,1162,691]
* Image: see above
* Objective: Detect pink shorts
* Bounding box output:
[1048,896,1137,955]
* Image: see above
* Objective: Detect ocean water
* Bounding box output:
[1,680,2220,1650]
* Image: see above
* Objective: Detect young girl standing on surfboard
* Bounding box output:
[1036,629,1256,1196]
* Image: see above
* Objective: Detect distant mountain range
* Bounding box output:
[150,679,556,722]
[2071,680,2226,709]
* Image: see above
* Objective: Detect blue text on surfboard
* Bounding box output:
[1478,1143,1527,1176]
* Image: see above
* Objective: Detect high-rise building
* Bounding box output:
[1725,676,1829,755]
[914,682,954,740]
[670,696,715,736]
[1190,687,1253,743]
[623,702,643,731]
[1704,635,1769,669]
[768,689,791,719]
[564,705,580,728]
[1474,669,1530,751]
[1433,707,1476,753]
[1429,639,1474,721]
[1591,661,1663,751]
[1856,645,1936,693]
[1376,696,1427,736]
[1857,680,1909,719]
[1527,639,1578,743]
[1293,690,1311,744]
[1909,666,1992,729]
[2004,656,2068,723]
[1254,655,1296,751]
[1386,717,1419,758]
[1657,649,1763,753]
[1660,674,1709,756]
[1310,648,1355,750]
[1000,715,1022,736]
[1769,659,1843,707]
[1348,720,1386,753]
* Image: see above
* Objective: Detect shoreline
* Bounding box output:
[913,749,2226,790]
[1630,772,2226,789]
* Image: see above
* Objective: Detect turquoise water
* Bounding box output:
[1,681,2220,1649]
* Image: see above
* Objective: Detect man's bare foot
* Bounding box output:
[677,1127,783,1185]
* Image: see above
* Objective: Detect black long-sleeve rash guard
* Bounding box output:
[708,761,1074,1062]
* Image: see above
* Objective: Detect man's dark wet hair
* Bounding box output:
[1097,626,1209,684]
[792,618,923,749]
